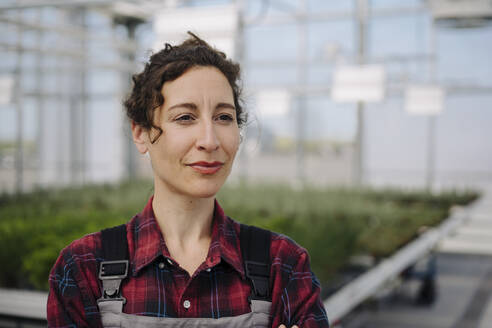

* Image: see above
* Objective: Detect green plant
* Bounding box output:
[0,180,479,290]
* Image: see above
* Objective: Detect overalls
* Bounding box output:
[96,224,272,328]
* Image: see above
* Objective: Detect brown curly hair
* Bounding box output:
[124,32,246,144]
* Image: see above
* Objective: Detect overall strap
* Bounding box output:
[240,224,271,301]
[97,224,129,305]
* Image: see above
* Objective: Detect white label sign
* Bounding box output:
[0,75,14,105]
[331,65,385,103]
[153,5,238,58]
[256,89,290,117]
[405,85,444,116]
[429,0,492,20]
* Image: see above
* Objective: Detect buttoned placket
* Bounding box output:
[174,262,220,317]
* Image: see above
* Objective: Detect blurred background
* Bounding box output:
[0,0,491,193]
[0,0,492,327]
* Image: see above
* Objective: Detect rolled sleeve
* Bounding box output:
[47,247,101,328]
[280,251,330,328]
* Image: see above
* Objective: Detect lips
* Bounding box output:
[189,161,223,167]
[187,161,224,174]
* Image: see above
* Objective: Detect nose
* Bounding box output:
[196,120,220,152]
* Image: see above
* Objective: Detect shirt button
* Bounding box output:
[183,300,191,309]
[158,262,165,269]
[206,268,211,272]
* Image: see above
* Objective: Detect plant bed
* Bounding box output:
[0,180,478,292]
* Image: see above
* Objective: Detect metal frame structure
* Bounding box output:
[240,0,492,188]
[0,2,491,326]
[1,0,492,194]
[0,0,146,193]
[324,203,474,324]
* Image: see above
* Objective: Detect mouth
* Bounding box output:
[186,161,224,175]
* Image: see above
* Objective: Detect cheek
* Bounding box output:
[225,131,240,157]
[163,127,193,149]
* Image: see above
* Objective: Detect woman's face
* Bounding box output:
[132,66,240,199]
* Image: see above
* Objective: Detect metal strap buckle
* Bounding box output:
[97,260,129,304]
[245,260,270,299]
[245,260,269,278]
[99,260,129,279]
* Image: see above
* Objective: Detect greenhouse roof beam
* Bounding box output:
[0,42,138,73]
[244,83,492,97]
[245,54,435,68]
[247,5,426,26]
[21,92,124,99]
[0,15,138,54]
[0,0,121,11]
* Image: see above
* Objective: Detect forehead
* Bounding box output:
[161,66,233,102]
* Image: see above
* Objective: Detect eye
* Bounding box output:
[217,114,234,122]
[176,114,194,122]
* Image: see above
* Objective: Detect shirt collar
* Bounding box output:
[131,196,244,278]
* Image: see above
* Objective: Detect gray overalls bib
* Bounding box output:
[97,224,272,328]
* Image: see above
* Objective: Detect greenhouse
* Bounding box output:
[0,1,491,327]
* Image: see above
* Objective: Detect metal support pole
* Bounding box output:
[115,17,142,181]
[355,103,364,186]
[68,8,88,185]
[69,87,78,184]
[295,0,308,185]
[426,116,436,190]
[56,9,66,186]
[235,0,248,184]
[14,9,24,193]
[80,10,88,184]
[354,0,368,186]
[69,8,79,185]
[127,23,138,180]
[66,10,77,184]
[426,20,438,191]
[35,8,45,187]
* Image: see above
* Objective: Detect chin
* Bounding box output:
[183,181,224,199]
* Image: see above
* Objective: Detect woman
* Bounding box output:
[47,33,329,328]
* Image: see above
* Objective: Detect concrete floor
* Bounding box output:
[341,188,492,328]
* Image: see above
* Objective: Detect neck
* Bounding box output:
[151,179,215,250]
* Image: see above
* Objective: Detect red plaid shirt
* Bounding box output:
[47,196,329,327]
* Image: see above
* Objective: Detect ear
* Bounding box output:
[131,121,150,154]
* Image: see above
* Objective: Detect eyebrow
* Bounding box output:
[167,102,236,112]
[216,102,236,111]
